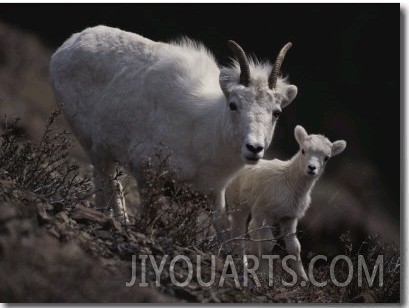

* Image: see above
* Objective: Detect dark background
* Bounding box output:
[0,4,400,220]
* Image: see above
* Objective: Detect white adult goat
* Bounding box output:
[226,125,346,281]
[49,26,298,229]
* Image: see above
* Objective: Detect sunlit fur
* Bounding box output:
[49,25,298,225]
[226,125,346,281]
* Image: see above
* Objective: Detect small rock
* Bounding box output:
[351,291,377,303]
[47,227,60,239]
[36,203,50,224]
[71,205,109,225]
[80,231,93,241]
[255,296,268,302]
[55,211,70,224]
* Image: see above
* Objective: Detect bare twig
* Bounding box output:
[217,224,296,256]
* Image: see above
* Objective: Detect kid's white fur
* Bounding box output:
[226,125,346,281]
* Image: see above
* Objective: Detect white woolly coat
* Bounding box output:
[226,154,315,223]
[51,26,238,192]
[50,25,297,198]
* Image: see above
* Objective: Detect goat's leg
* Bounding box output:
[212,189,231,244]
[280,218,308,282]
[229,206,250,256]
[112,179,129,224]
[248,214,274,274]
[90,154,129,224]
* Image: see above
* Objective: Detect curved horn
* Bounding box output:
[268,42,292,89]
[227,40,250,86]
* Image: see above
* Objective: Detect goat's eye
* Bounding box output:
[302,149,305,155]
[273,110,281,118]
[229,102,238,111]
[324,155,330,162]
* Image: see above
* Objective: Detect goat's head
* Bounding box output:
[219,40,298,164]
[294,125,347,177]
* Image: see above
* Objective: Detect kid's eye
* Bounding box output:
[302,149,305,155]
[324,155,330,162]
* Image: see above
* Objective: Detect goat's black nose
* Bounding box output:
[246,143,264,154]
[308,165,316,171]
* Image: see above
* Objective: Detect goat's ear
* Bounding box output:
[294,125,308,144]
[331,140,347,156]
[219,68,231,97]
[280,84,298,109]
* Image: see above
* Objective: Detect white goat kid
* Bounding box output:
[226,125,346,281]
[49,26,298,228]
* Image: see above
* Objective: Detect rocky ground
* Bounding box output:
[0,115,400,303]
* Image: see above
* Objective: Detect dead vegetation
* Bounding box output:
[0,111,93,210]
[0,115,400,303]
[135,150,214,249]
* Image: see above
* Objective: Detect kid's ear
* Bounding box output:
[331,140,347,156]
[294,125,308,144]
